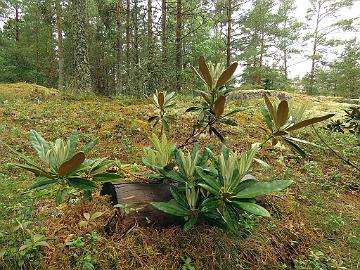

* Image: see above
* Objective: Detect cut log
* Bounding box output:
[101,182,183,232]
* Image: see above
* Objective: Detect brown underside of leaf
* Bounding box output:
[264,94,277,123]
[273,130,288,137]
[286,114,335,132]
[157,92,165,108]
[276,100,289,127]
[215,62,238,88]
[199,56,212,89]
[213,96,226,117]
[58,152,86,177]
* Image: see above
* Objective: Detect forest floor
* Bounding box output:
[0,83,359,270]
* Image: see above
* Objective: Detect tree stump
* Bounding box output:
[101,182,183,233]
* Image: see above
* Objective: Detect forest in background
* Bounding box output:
[0,0,359,98]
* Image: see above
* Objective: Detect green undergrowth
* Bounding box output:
[0,83,359,269]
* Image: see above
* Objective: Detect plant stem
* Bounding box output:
[260,136,273,148]
[178,122,212,149]
[312,127,360,173]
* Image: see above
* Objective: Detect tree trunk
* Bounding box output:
[284,48,288,80]
[115,0,123,94]
[126,0,131,92]
[282,18,288,81]
[147,0,154,93]
[226,0,232,67]
[161,0,167,90]
[257,30,265,86]
[133,0,140,95]
[175,0,182,92]
[55,0,64,90]
[71,0,92,91]
[309,1,321,94]
[48,25,55,87]
[161,0,167,65]
[214,0,221,63]
[15,5,19,42]
[35,20,40,83]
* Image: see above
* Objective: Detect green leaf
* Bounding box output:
[220,118,237,126]
[235,180,293,198]
[232,201,270,217]
[29,130,49,163]
[151,201,187,217]
[222,205,239,232]
[198,183,220,196]
[183,216,198,232]
[253,158,271,169]
[162,118,169,132]
[67,131,78,159]
[211,127,225,143]
[186,106,201,113]
[81,139,98,154]
[196,167,221,190]
[283,138,306,157]
[261,106,274,131]
[83,190,92,201]
[6,144,42,168]
[92,173,122,182]
[55,188,68,206]
[29,177,57,189]
[13,163,52,178]
[200,196,219,212]
[90,160,113,175]
[223,108,245,118]
[236,178,257,193]
[163,170,186,183]
[148,115,159,123]
[170,185,188,208]
[68,178,97,190]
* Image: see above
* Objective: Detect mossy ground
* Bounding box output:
[0,83,359,269]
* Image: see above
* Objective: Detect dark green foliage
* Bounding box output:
[325,120,345,133]
[149,142,293,233]
[344,107,360,134]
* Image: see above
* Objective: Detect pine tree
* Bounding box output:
[305,0,355,93]
[70,0,92,91]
